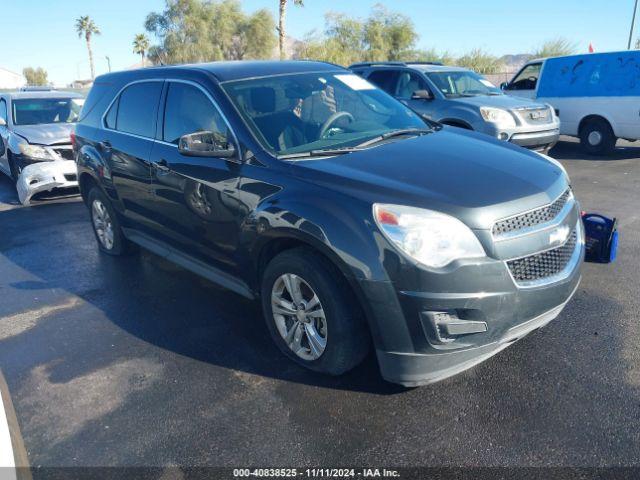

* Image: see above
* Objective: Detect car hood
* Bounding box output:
[291,128,568,230]
[12,123,74,146]
[448,94,545,111]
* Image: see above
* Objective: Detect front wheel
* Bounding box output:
[261,248,370,376]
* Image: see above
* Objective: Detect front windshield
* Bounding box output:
[426,71,501,97]
[12,97,85,126]
[222,72,427,156]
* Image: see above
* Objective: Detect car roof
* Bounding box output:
[4,91,84,100]
[96,60,346,84]
[407,64,469,73]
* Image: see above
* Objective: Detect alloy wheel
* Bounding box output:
[271,273,328,361]
[92,199,115,250]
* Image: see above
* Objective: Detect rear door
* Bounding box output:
[101,80,163,230]
[148,80,243,274]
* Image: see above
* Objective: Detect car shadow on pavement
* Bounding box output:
[550,140,640,161]
[0,200,405,396]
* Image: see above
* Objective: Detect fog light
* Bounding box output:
[420,311,488,346]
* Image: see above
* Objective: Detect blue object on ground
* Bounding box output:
[582,213,618,263]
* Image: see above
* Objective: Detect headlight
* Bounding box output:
[480,107,516,128]
[18,144,56,161]
[373,204,486,268]
[544,103,557,119]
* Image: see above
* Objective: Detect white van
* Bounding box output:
[502,51,640,155]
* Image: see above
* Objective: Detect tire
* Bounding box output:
[87,187,135,256]
[8,152,21,182]
[261,247,370,376]
[579,118,616,155]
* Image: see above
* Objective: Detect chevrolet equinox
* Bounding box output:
[74,61,584,386]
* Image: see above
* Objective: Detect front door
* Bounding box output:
[503,62,542,100]
[148,80,243,275]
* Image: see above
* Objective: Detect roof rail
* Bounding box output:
[349,61,407,68]
[19,86,55,92]
[348,60,444,69]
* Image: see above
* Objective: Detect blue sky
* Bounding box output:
[3,0,637,85]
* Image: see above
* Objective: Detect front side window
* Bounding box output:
[11,97,85,126]
[426,71,501,97]
[508,63,542,91]
[163,82,229,146]
[222,72,426,156]
[115,82,163,138]
[395,71,428,98]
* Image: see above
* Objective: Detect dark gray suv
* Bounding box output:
[75,61,583,386]
[351,62,560,152]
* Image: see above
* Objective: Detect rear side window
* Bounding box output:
[367,70,400,95]
[0,99,7,123]
[114,81,162,138]
[162,82,228,145]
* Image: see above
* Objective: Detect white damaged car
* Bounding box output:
[0,90,84,205]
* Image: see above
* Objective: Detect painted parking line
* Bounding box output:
[0,370,30,480]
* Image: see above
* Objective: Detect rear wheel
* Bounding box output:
[579,118,616,155]
[87,187,135,256]
[261,248,370,376]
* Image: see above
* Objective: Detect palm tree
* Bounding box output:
[75,16,101,79]
[277,0,303,60]
[133,34,150,66]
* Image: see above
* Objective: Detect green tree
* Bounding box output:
[133,33,150,64]
[145,0,276,63]
[297,5,418,66]
[23,67,49,86]
[456,48,504,74]
[278,0,304,60]
[363,5,416,61]
[531,37,577,58]
[75,15,101,79]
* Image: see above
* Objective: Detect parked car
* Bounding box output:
[0,90,84,204]
[502,50,640,155]
[75,61,583,386]
[350,61,560,152]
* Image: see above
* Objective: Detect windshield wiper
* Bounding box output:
[276,147,363,160]
[354,128,433,148]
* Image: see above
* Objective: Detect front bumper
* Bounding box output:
[359,215,584,387]
[509,129,560,150]
[16,160,78,206]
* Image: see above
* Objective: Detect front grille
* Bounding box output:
[492,188,572,237]
[53,148,74,160]
[507,229,577,283]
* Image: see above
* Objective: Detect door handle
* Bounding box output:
[153,158,170,172]
[98,140,112,151]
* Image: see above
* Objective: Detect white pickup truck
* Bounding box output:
[502,51,640,155]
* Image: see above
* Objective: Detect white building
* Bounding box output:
[0,67,26,89]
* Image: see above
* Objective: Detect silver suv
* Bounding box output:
[350,62,560,152]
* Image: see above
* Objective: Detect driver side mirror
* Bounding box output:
[178,131,236,159]
[500,82,509,90]
[411,89,434,100]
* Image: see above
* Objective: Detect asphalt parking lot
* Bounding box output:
[0,137,639,473]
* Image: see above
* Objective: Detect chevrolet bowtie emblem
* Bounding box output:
[549,225,570,245]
